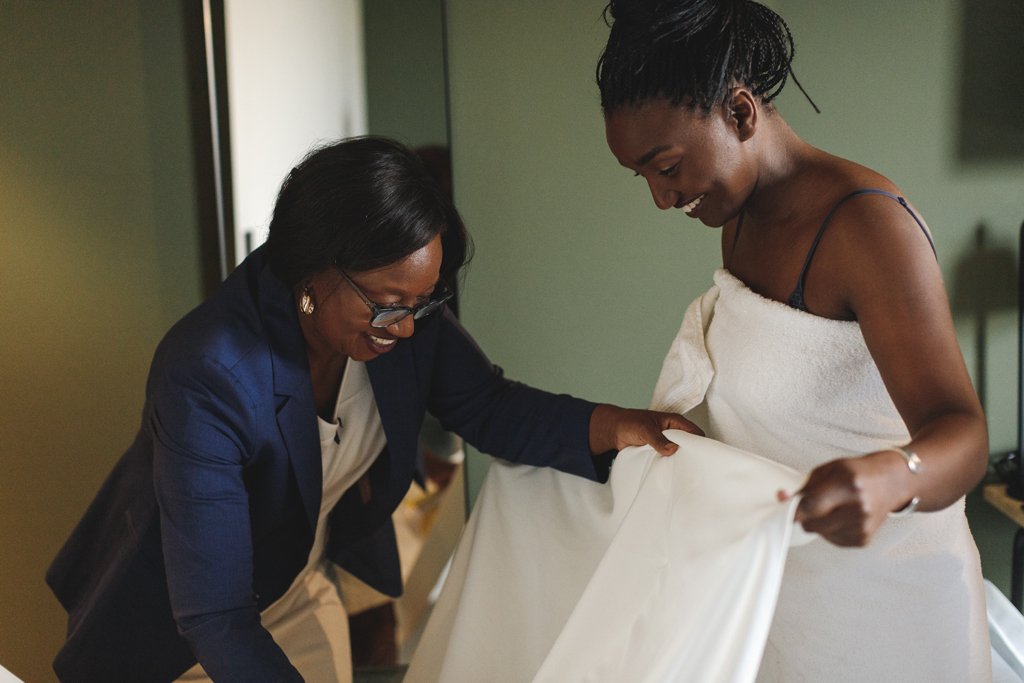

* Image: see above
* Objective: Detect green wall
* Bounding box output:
[447,1,721,404]
[0,3,202,680]
[446,0,1022,594]
[363,0,449,147]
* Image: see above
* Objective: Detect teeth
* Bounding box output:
[369,335,396,346]
[683,194,704,214]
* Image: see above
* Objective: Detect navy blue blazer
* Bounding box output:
[47,247,604,682]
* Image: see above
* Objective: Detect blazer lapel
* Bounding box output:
[257,261,321,531]
[367,341,422,506]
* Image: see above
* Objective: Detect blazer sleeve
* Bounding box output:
[149,355,302,683]
[424,308,604,481]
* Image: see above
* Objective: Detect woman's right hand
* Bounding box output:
[779,449,916,547]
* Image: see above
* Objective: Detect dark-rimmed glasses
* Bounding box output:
[339,270,453,328]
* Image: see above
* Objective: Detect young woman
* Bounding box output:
[47,136,696,683]
[598,0,989,680]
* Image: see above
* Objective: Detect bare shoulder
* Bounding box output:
[798,155,941,317]
[807,155,930,257]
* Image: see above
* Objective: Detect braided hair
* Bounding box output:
[596,0,816,114]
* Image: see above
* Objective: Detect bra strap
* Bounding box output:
[788,188,936,311]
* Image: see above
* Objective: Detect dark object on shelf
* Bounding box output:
[994,450,1023,499]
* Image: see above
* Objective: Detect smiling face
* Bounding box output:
[604,97,759,228]
[299,233,443,363]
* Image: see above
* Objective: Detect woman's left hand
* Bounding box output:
[780,450,914,547]
[589,404,704,457]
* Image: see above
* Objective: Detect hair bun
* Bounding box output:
[598,0,810,114]
[605,0,662,23]
[605,0,729,45]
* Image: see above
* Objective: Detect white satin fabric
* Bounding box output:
[405,430,815,683]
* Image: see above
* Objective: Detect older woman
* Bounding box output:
[47,137,696,682]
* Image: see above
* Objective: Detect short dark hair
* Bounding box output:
[265,136,470,288]
[596,0,798,115]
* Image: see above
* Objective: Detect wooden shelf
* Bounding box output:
[984,483,1024,528]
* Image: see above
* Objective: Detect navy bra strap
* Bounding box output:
[788,188,936,311]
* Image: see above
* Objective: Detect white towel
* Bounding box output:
[673,270,991,682]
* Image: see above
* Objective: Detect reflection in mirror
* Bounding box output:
[212,0,459,677]
[222,0,367,265]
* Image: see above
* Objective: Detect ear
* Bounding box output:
[725,88,758,142]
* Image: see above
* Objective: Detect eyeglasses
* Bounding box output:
[339,270,453,328]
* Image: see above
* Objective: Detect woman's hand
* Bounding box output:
[589,404,704,456]
[779,450,916,547]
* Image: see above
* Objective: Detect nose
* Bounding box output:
[389,314,416,338]
[647,179,676,211]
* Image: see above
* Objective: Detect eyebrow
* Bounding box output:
[635,145,672,168]
[370,282,440,300]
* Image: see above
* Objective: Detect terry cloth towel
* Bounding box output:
[666,270,990,682]
[404,429,815,683]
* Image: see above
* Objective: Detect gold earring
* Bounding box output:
[299,287,315,316]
